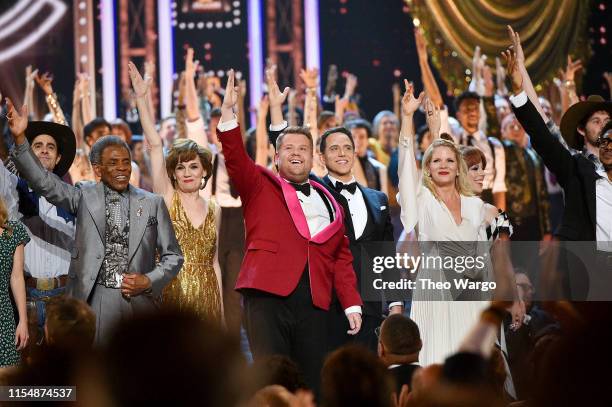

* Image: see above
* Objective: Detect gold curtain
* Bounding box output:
[407,0,591,94]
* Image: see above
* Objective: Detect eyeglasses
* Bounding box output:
[599,138,612,149]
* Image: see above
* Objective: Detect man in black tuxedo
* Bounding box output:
[318,127,402,352]
[377,314,421,395]
[503,41,612,300]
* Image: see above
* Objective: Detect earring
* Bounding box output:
[200,177,208,190]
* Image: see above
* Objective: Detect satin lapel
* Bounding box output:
[84,182,106,241]
[128,187,150,262]
[359,185,381,227]
[278,176,311,240]
[310,179,343,243]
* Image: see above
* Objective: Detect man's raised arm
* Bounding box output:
[216,70,262,204]
[6,98,80,214]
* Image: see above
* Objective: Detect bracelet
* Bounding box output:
[563,80,576,89]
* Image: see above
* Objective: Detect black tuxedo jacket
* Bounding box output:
[389,364,421,395]
[512,99,600,241]
[322,175,394,316]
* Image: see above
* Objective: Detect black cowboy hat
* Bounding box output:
[24,121,76,177]
[560,95,612,150]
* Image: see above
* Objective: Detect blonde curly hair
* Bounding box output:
[420,138,474,199]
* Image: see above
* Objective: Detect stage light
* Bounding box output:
[101,0,116,119]
[304,0,321,80]
[248,0,264,125]
[158,0,175,118]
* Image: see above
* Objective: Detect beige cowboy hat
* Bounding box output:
[560,95,612,150]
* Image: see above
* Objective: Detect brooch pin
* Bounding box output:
[137,206,143,217]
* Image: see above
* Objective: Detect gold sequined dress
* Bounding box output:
[162,192,222,322]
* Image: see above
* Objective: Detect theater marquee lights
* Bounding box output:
[0,0,68,63]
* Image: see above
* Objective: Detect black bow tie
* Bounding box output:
[289,182,311,196]
[334,181,357,194]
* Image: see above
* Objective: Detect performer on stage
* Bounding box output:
[216,70,362,393]
[6,99,183,345]
[316,126,401,352]
[128,62,223,323]
[397,83,496,365]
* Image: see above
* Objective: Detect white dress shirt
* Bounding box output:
[595,170,612,252]
[327,175,367,239]
[291,180,331,237]
[328,175,402,310]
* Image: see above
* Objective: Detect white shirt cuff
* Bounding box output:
[269,121,288,132]
[344,305,362,316]
[509,91,528,108]
[217,117,239,132]
[388,302,403,310]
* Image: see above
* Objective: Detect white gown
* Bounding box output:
[398,136,490,366]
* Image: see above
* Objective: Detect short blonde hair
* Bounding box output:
[421,139,474,198]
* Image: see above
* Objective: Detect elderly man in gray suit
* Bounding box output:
[6,99,183,344]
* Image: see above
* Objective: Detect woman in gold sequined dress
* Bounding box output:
[128,62,223,322]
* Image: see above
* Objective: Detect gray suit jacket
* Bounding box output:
[11,141,183,301]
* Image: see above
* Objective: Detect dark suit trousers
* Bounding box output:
[242,269,328,395]
[219,206,245,337]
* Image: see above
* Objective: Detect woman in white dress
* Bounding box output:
[397,81,498,365]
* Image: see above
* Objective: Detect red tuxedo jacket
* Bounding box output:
[218,124,362,311]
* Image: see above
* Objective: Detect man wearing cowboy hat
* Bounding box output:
[504,47,612,300]
[559,95,612,172]
[0,119,77,338]
[5,99,183,345]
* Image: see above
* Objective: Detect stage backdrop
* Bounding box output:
[408,0,591,94]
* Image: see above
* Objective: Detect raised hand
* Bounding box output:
[501,49,523,94]
[559,55,583,83]
[128,61,152,98]
[266,65,290,108]
[483,65,494,97]
[5,98,29,141]
[472,46,484,79]
[239,79,247,97]
[299,67,319,89]
[222,69,239,110]
[258,94,269,115]
[495,56,508,95]
[424,96,441,138]
[401,79,425,117]
[344,73,358,97]
[506,26,524,66]
[35,72,54,95]
[26,65,38,85]
[184,47,199,78]
[392,83,401,101]
[325,64,338,95]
